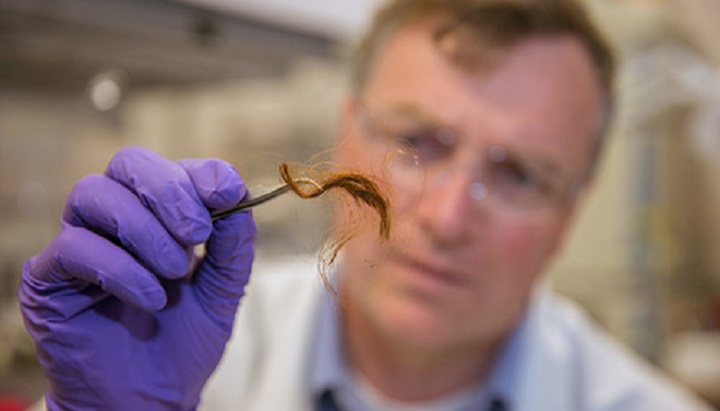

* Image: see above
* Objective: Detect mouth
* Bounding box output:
[391,251,467,292]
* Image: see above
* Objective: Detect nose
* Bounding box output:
[415,168,478,246]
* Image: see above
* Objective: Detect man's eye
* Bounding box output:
[391,129,452,164]
[490,160,546,195]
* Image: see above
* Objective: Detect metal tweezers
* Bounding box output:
[211,178,319,221]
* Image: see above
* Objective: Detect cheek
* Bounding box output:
[489,218,567,280]
[461,220,567,332]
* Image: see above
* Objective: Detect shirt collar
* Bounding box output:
[307,282,538,411]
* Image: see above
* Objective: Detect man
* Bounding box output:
[19,0,712,410]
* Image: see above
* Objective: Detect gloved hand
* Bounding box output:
[18,146,256,410]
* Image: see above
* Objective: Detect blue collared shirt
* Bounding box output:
[307,287,526,411]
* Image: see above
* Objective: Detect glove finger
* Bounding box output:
[177,159,246,211]
[193,211,255,328]
[105,146,211,246]
[63,174,190,279]
[25,224,167,313]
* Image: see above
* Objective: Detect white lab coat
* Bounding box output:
[200,256,713,411]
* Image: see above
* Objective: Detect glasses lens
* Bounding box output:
[485,146,570,212]
[383,141,425,193]
[360,110,450,195]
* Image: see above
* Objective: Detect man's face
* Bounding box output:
[334,18,603,349]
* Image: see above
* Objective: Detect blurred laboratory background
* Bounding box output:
[1,0,720,407]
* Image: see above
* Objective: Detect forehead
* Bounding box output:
[360,18,604,176]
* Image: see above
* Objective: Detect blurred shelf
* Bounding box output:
[0,0,338,91]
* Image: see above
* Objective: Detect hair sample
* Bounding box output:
[278,162,391,293]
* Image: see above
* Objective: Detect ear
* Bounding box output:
[571,179,595,217]
[549,180,595,257]
[333,97,360,165]
[336,97,359,144]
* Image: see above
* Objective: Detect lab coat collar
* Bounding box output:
[510,284,576,411]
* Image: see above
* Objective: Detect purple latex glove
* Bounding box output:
[18,146,256,410]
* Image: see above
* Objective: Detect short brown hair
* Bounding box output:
[351,0,616,176]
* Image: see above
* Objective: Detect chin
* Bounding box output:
[374,293,467,347]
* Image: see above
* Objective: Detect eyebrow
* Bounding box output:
[372,103,443,126]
